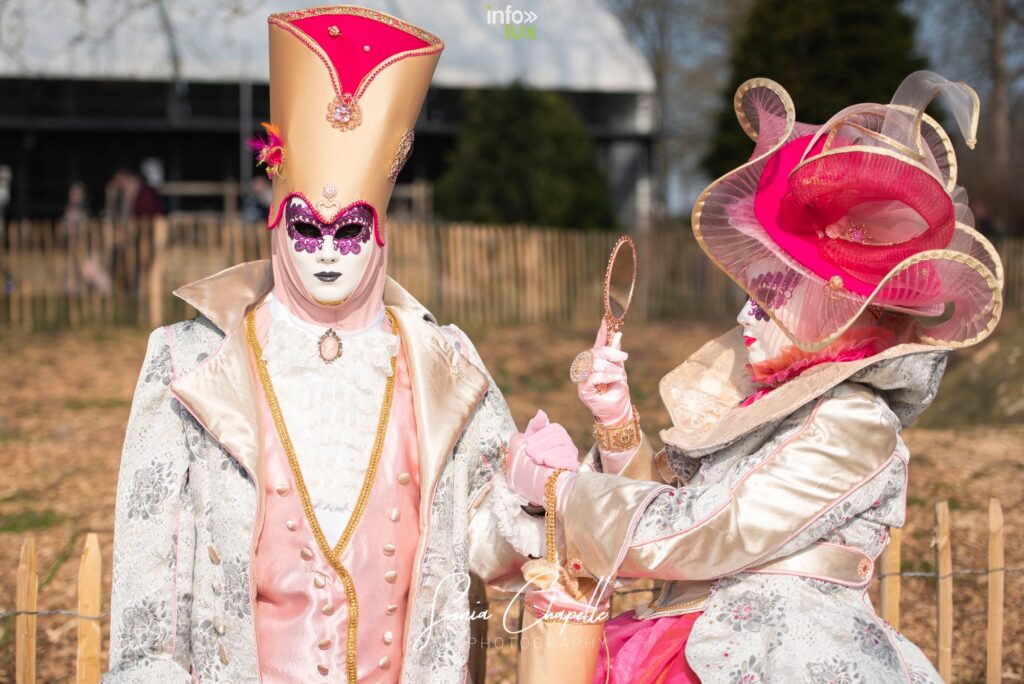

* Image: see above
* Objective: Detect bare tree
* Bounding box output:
[985,0,1024,233]
[605,0,754,219]
[912,0,1024,235]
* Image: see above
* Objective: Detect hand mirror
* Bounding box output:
[602,235,637,344]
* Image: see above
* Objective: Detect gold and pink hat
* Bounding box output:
[692,72,1003,351]
[251,6,444,244]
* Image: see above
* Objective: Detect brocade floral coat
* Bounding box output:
[564,329,948,683]
[104,261,538,683]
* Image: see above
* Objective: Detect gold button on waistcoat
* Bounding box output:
[385,604,397,615]
[388,508,401,522]
[378,656,391,670]
[384,570,397,583]
[318,664,329,676]
[322,604,335,615]
[285,519,297,531]
[383,630,393,645]
[300,547,314,560]
[207,545,221,565]
[275,483,289,496]
[382,543,396,556]
[397,472,411,485]
[313,575,326,588]
[318,639,331,650]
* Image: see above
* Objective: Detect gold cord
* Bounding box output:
[544,469,569,565]
[246,306,399,684]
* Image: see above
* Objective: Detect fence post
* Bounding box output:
[21,282,33,333]
[879,527,902,629]
[148,217,168,328]
[987,498,1005,684]
[16,535,38,684]
[77,533,102,684]
[935,502,953,682]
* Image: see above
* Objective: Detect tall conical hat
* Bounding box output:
[261,6,443,245]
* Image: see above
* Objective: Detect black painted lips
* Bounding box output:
[314,271,341,282]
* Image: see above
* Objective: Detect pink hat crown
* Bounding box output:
[692,72,1003,352]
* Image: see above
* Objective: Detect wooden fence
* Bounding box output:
[7,499,1012,682]
[21,215,1022,332]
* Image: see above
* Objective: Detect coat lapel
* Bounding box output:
[384,280,490,525]
[169,327,264,479]
[168,261,273,480]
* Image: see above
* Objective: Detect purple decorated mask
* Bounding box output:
[286,201,373,254]
[745,297,769,322]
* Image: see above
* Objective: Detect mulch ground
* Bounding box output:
[1,318,1021,682]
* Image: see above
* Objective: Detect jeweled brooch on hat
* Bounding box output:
[327,92,363,131]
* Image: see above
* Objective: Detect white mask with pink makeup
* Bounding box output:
[736,298,792,365]
[283,197,376,304]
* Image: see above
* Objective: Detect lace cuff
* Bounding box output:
[488,462,545,558]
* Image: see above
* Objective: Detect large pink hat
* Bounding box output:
[693,72,1003,351]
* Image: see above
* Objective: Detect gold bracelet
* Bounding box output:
[593,405,641,452]
[544,469,569,564]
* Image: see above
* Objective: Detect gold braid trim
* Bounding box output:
[648,595,707,613]
[270,5,442,46]
[246,307,399,684]
[544,469,569,565]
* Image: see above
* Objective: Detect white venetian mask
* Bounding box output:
[736,298,792,365]
[283,197,376,304]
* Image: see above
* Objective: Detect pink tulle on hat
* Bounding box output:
[693,72,1004,351]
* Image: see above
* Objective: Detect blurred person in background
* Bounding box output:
[103,168,136,294]
[0,165,11,295]
[130,172,165,218]
[242,174,273,222]
[61,180,89,295]
[0,165,11,225]
[102,166,165,295]
[63,180,112,296]
[507,73,1004,683]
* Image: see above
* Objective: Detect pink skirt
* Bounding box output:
[594,611,702,684]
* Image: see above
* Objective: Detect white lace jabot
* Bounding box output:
[261,293,398,534]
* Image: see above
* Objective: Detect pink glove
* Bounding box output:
[505,411,579,506]
[577,320,631,426]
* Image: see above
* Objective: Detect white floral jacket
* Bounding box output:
[564,330,949,683]
[105,262,538,683]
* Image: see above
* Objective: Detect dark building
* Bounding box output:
[0,0,655,228]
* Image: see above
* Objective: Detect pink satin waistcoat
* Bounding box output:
[250,319,421,683]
